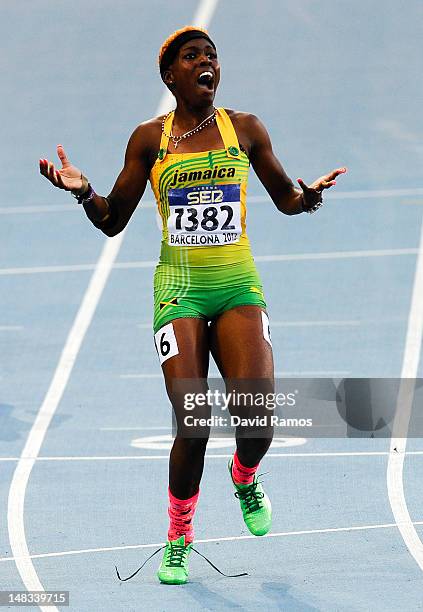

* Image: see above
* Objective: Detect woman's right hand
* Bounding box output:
[39,145,85,193]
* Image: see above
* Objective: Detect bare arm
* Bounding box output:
[248,114,302,214]
[39,124,153,237]
[246,114,346,214]
[95,125,151,236]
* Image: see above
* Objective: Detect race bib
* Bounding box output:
[167,184,242,246]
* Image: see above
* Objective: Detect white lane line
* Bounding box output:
[270,320,360,327]
[0,260,158,276]
[136,317,404,330]
[120,373,162,378]
[249,187,423,202]
[254,248,418,263]
[3,450,423,462]
[7,235,124,610]
[274,371,351,376]
[387,217,423,571]
[136,318,408,330]
[2,187,423,215]
[2,520,423,564]
[0,263,97,276]
[119,370,350,379]
[327,188,423,200]
[100,426,171,431]
[0,202,157,214]
[192,0,220,27]
[0,205,78,214]
[1,248,418,276]
[137,320,360,329]
[113,260,157,269]
[6,3,220,609]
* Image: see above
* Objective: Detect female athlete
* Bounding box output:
[39,26,346,584]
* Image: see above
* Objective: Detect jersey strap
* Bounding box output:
[215,108,242,159]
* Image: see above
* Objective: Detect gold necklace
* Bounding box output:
[161,108,216,149]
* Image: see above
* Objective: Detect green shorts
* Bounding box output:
[153,261,267,334]
[153,253,266,333]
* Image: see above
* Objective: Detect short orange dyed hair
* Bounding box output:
[158,26,215,77]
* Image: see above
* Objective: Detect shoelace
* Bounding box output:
[115,543,248,581]
[164,543,189,568]
[234,480,264,514]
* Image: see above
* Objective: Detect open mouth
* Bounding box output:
[197,71,214,90]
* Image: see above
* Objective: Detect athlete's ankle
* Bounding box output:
[231,451,259,485]
[167,487,199,543]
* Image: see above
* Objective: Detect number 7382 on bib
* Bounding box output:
[167,184,242,246]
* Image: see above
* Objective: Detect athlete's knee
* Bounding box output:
[173,435,209,458]
[236,443,272,467]
[236,429,273,464]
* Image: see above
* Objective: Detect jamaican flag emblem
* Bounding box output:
[159,297,179,311]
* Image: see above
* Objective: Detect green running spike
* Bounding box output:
[157,535,192,585]
[228,458,272,536]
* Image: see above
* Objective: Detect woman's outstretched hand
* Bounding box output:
[39,145,84,193]
[297,167,347,211]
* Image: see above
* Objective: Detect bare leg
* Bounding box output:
[161,318,211,499]
[209,306,274,466]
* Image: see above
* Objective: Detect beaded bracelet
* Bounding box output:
[72,183,95,205]
[71,174,92,204]
[301,192,324,214]
[305,200,324,214]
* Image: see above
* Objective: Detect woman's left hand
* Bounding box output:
[297,167,347,211]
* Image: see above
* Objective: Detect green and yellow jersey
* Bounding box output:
[149,107,266,333]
